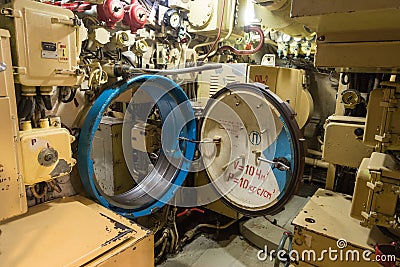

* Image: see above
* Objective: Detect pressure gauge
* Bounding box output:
[341,89,362,108]
[163,9,181,29]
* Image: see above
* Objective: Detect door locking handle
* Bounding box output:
[258,157,290,171]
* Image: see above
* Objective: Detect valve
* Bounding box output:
[97,0,125,29]
[122,0,147,34]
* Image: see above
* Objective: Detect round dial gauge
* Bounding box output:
[164,9,181,29]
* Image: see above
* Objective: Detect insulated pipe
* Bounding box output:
[155,230,169,247]
[305,157,329,169]
[155,237,168,263]
[307,149,322,157]
[132,63,223,75]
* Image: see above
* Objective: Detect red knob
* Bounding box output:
[97,0,125,29]
[122,3,147,34]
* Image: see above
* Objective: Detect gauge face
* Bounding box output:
[164,9,181,29]
[342,90,360,106]
[170,13,180,28]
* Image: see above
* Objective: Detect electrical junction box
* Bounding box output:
[364,84,400,151]
[197,63,248,107]
[323,116,374,168]
[19,121,76,185]
[351,153,400,229]
[0,0,84,86]
[187,0,237,36]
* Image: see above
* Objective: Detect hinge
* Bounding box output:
[375,133,392,143]
[302,74,308,88]
[51,17,81,27]
[366,177,384,192]
[0,8,21,18]
[13,66,26,75]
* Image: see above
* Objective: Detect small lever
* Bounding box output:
[178,136,221,144]
[258,157,290,171]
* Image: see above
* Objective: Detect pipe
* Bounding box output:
[181,219,238,244]
[274,231,293,267]
[305,157,329,169]
[172,207,179,251]
[155,230,169,247]
[48,180,62,193]
[155,237,168,263]
[131,63,222,75]
[217,26,265,55]
[307,149,322,157]
[168,228,176,253]
[197,0,236,60]
[200,0,226,60]
[30,184,47,199]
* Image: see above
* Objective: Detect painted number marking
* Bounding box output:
[249,131,261,145]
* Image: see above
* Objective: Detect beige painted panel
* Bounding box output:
[292,0,400,17]
[292,0,400,37]
[323,117,374,168]
[0,196,153,267]
[19,126,75,185]
[248,65,313,128]
[315,42,400,70]
[0,29,12,97]
[0,98,27,221]
[0,29,27,222]
[292,189,382,267]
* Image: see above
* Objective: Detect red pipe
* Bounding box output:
[218,25,265,55]
[177,208,205,218]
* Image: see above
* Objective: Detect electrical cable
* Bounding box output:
[18,96,32,119]
[42,95,53,110]
[48,180,62,193]
[122,54,136,67]
[30,184,47,199]
[60,87,77,103]
[180,219,238,244]
[201,0,226,60]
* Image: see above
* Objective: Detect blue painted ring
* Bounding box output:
[77,75,196,218]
